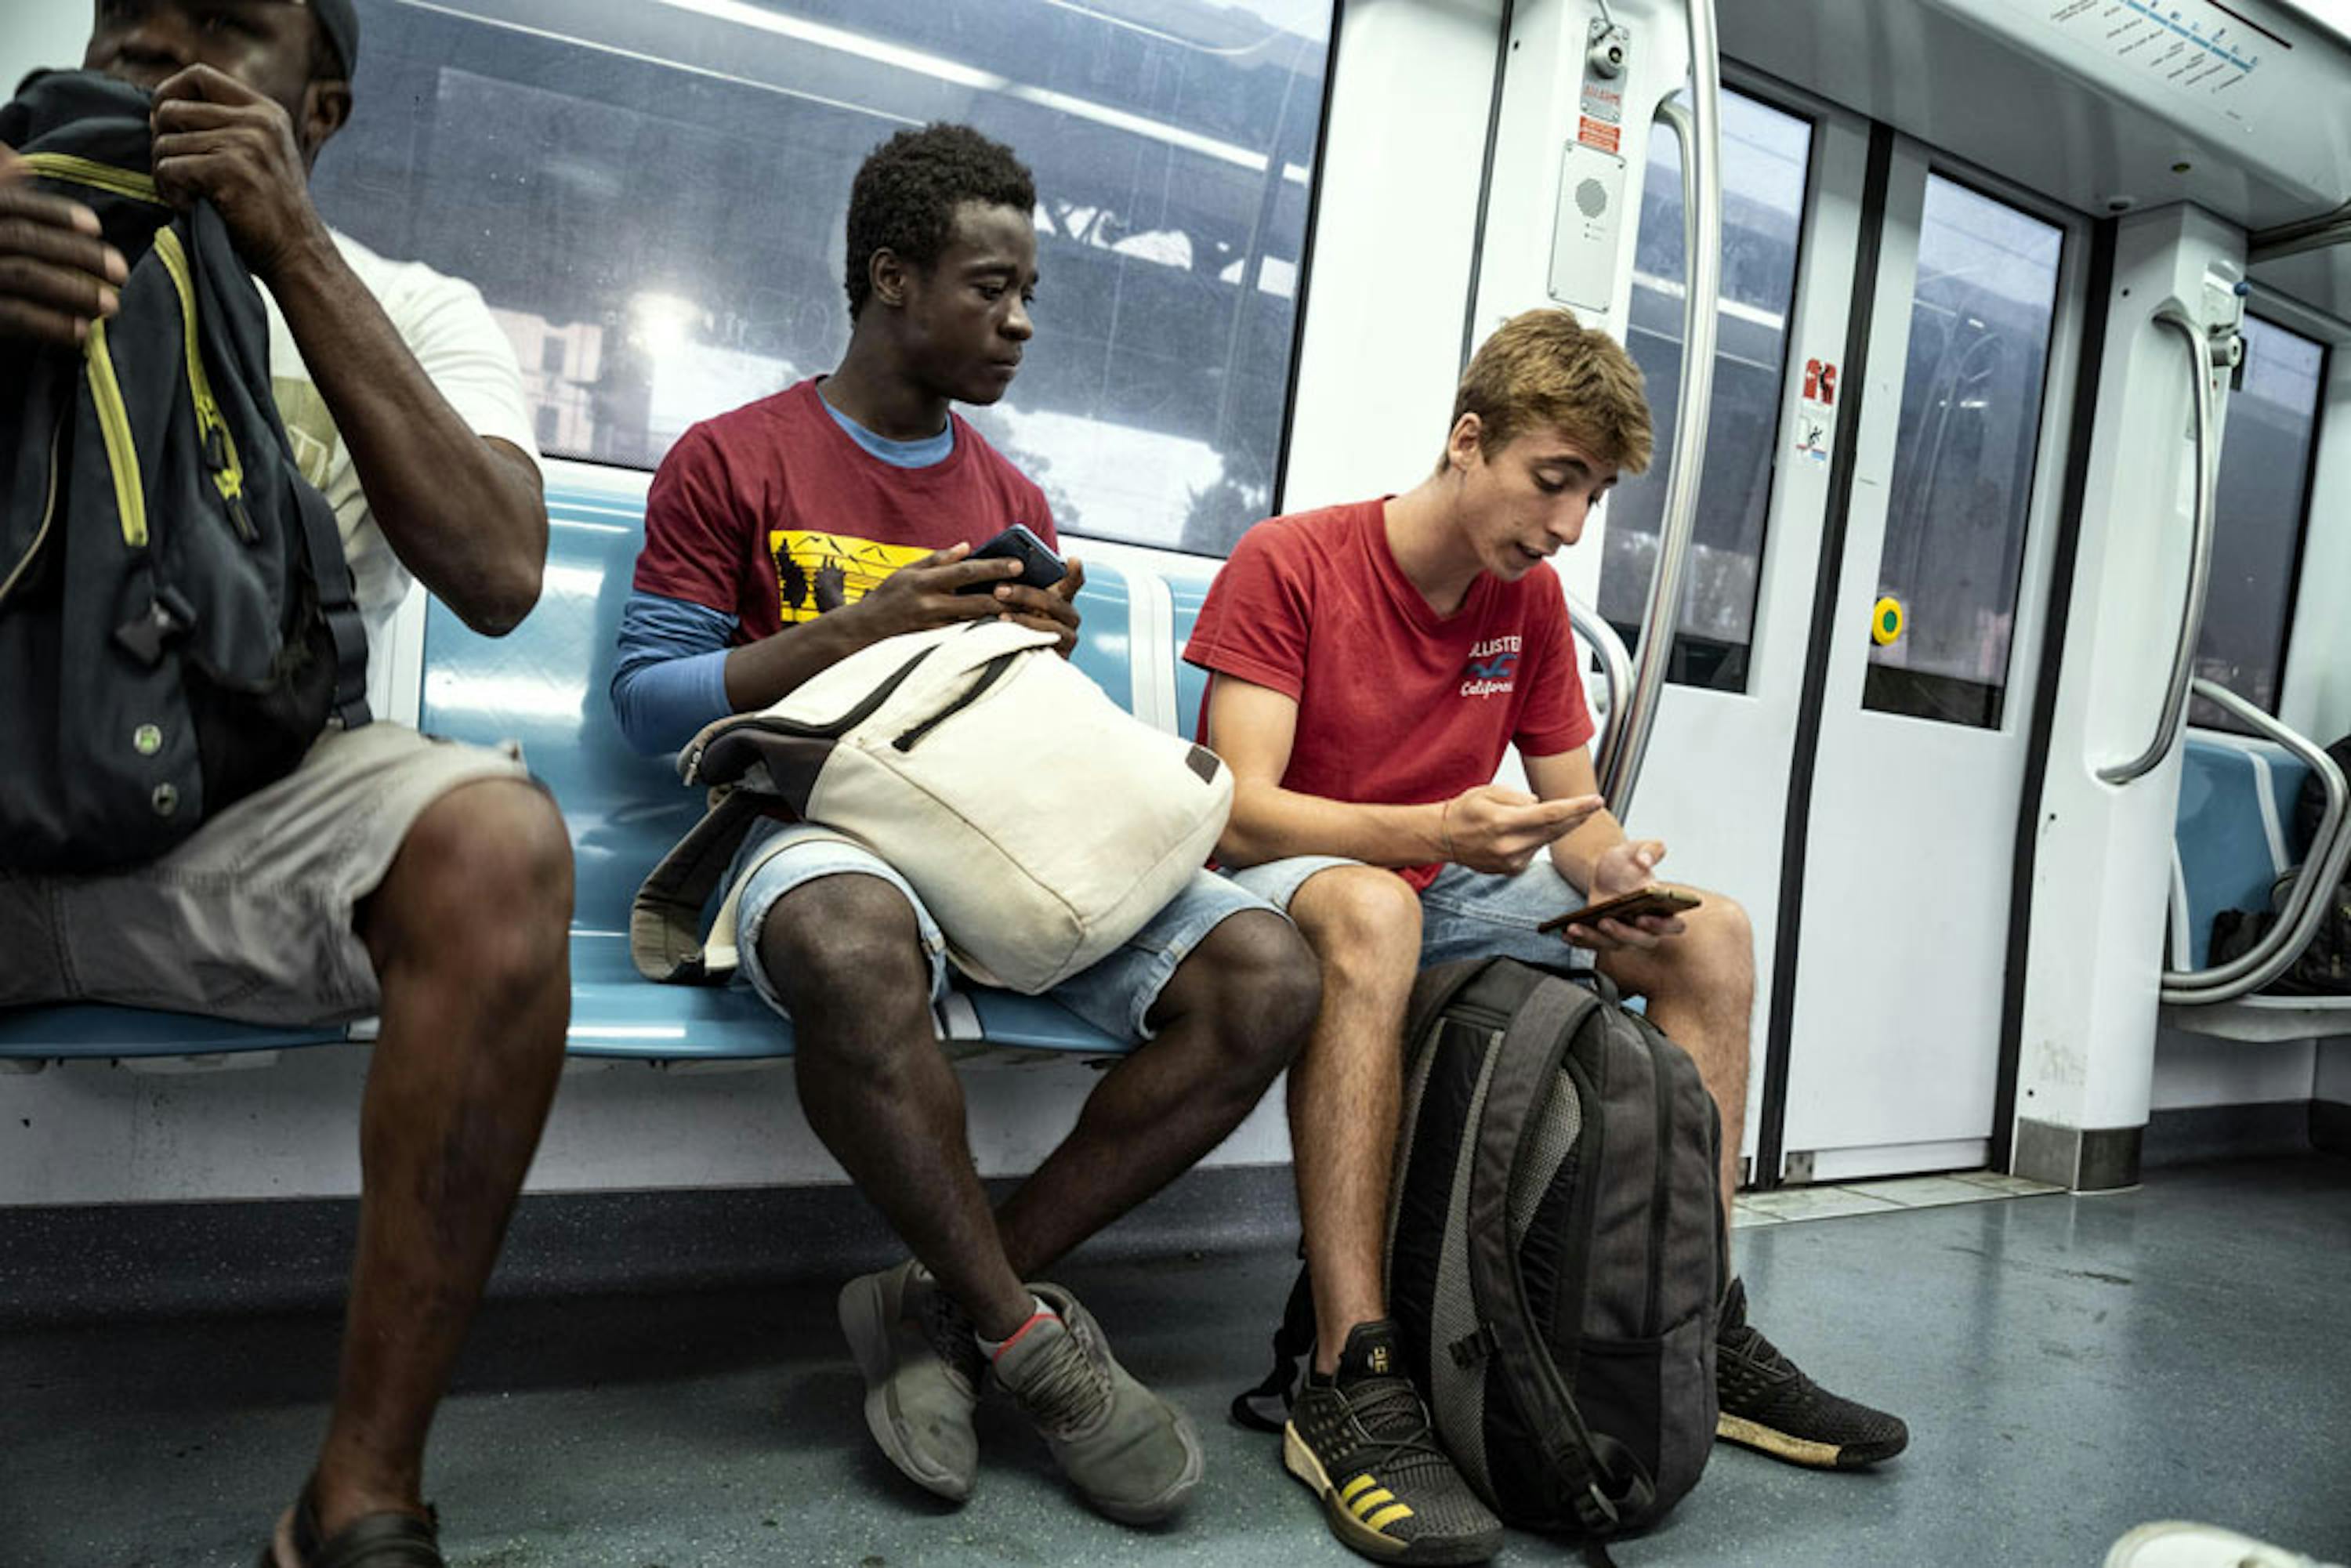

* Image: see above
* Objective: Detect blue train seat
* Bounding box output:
[2171,736,2315,970]
[1162,553,1223,743]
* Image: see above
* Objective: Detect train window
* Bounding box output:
[2189,314,2327,733]
[1861,175,2063,730]
[310,0,1335,556]
[1597,88,1813,693]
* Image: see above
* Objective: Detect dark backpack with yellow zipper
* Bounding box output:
[0,70,368,873]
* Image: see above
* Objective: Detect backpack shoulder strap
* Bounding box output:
[1464,974,1657,1537]
[190,202,370,730]
[1230,1259,1316,1434]
[632,788,766,984]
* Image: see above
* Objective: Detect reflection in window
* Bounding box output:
[1862,176,2062,730]
[2190,315,2326,732]
[1599,88,1812,693]
[313,0,1333,556]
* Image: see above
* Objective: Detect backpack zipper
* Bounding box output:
[0,413,66,608]
[19,153,165,206]
[83,317,147,548]
[891,652,1020,751]
[152,228,255,542]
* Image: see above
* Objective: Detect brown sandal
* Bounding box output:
[256,1483,444,1568]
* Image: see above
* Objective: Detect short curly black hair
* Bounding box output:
[844,123,1036,320]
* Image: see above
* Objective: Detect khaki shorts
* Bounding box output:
[0,723,534,1026]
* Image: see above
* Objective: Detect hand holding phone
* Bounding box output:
[1537,886,1701,936]
[955,524,1066,593]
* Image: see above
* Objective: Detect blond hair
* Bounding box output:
[1444,308,1653,475]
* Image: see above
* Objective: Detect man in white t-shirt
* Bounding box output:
[0,6,567,1566]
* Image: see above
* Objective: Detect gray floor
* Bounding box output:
[5,1157,2349,1567]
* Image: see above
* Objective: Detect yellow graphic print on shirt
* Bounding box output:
[771,531,933,623]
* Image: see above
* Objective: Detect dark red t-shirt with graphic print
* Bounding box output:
[632,378,1053,638]
[1183,498,1595,890]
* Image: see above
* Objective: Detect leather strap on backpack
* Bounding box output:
[1463,971,1659,1540]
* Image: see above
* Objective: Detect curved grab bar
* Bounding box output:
[2161,680,2351,1005]
[1597,0,1721,820]
[1566,586,1634,766]
[2097,307,2217,786]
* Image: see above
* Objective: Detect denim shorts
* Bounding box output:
[730,819,1283,1041]
[1223,855,1596,974]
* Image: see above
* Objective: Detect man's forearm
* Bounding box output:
[722,610,888,713]
[268,236,545,634]
[1218,782,1447,871]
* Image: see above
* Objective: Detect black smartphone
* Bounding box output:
[957,523,1067,594]
[1537,887,1701,935]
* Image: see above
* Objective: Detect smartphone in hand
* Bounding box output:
[1537,887,1701,935]
[956,524,1067,593]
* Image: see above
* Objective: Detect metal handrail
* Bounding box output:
[1567,587,1633,768]
[2161,679,2351,1005]
[2098,306,2218,785]
[1597,0,1720,820]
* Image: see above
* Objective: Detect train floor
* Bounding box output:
[5,1154,2348,1567]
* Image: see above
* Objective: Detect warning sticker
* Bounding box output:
[1795,357,1838,465]
[1577,114,1621,154]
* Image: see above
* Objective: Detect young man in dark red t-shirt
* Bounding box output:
[1189,310,1907,1565]
[612,125,1319,1526]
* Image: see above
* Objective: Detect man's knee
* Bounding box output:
[1156,910,1322,1076]
[372,780,573,994]
[1291,865,1423,982]
[758,875,933,1045]
[1679,890,1754,987]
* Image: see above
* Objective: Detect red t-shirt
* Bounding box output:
[1184,498,1594,889]
[632,378,1054,637]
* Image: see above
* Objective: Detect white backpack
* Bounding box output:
[632,621,1234,996]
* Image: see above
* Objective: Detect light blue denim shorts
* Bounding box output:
[1223,855,1597,974]
[730,819,1283,1041]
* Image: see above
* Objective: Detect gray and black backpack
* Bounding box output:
[0,70,368,873]
[1241,957,1726,1551]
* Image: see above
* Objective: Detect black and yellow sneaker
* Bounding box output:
[1715,1277,1908,1468]
[1281,1320,1504,1565]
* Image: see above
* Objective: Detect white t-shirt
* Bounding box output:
[261,230,542,693]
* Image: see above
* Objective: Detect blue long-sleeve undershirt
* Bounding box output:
[610,592,737,755]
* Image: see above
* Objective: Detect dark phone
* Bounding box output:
[956,524,1067,594]
[1537,887,1701,935]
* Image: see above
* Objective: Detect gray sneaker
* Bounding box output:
[838,1260,984,1501]
[990,1282,1204,1524]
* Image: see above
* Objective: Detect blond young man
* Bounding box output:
[1187,310,1906,1565]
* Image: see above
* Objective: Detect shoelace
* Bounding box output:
[918,1285,982,1393]
[1005,1323,1113,1438]
[1722,1320,1799,1382]
[1341,1374,1455,1481]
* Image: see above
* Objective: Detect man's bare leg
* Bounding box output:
[763,874,1035,1337]
[1599,890,1755,1229]
[292,779,574,1548]
[1280,867,1425,1374]
[991,910,1317,1276]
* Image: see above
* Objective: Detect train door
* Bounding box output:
[1772,147,2088,1181]
[1536,75,2088,1182]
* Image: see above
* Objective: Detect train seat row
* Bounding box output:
[3,478,2336,1067]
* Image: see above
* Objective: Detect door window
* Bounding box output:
[1598,88,1813,692]
[1862,175,2063,730]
